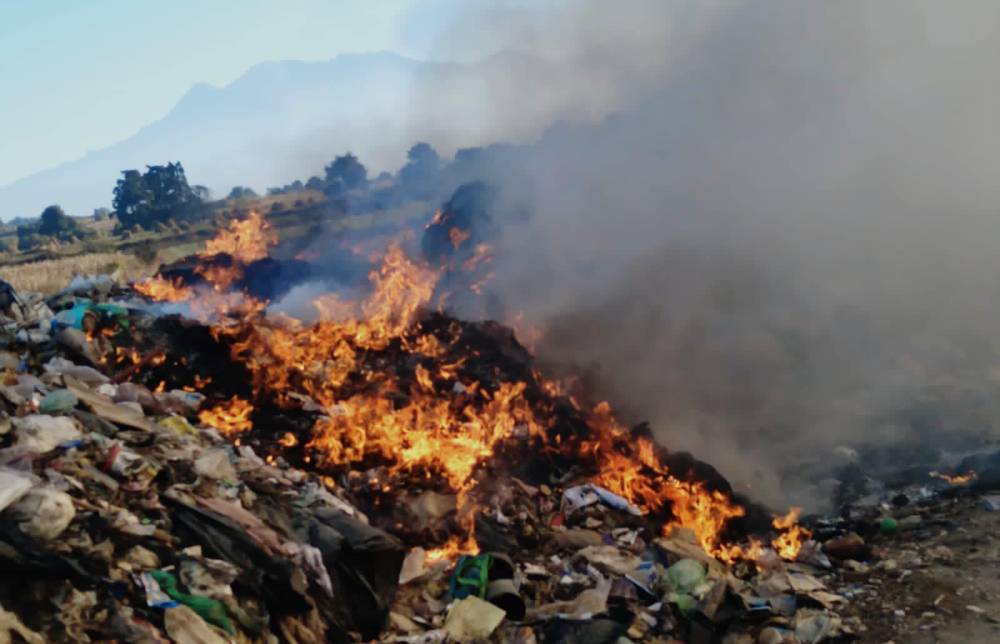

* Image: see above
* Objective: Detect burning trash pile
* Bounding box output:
[1,210,993,643]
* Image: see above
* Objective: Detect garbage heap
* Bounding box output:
[0,268,891,644]
[0,278,408,643]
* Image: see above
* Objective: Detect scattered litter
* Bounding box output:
[528,577,612,620]
[0,602,46,644]
[10,414,81,453]
[575,545,642,576]
[562,483,643,516]
[150,570,234,634]
[8,487,76,540]
[981,495,1000,512]
[194,448,237,481]
[38,388,79,414]
[124,545,160,570]
[400,547,429,585]
[140,572,179,609]
[486,578,526,620]
[163,604,230,644]
[0,468,35,511]
[665,558,706,594]
[444,596,506,642]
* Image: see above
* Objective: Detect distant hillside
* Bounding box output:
[0,50,611,219]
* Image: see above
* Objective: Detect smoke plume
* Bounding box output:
[421,1,1000,509]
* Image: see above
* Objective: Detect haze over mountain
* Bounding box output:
[0,50,633,219]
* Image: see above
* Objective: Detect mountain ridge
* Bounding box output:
[1,50,584,219]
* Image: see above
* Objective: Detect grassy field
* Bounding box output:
[0,192,431,295]
[0,252,155,294]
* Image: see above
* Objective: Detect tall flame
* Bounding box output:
[201,211,276,264]
[134,275,193,302]
[585,403,746,560]
[136,211,275,318]
[198,396,254,436]
[135,215,811,562]
[771,507,811,559]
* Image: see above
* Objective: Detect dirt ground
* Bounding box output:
[831,495,1000,643]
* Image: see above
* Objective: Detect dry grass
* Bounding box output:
[0,193,333,295]
[231,190,325,212]
[0,252,155,294]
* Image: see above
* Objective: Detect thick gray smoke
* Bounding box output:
[429,1,1000,509]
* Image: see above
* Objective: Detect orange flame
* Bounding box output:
[586,403,746,561]
[213,245,787,559]
[770,507,811,560]
[461,243,493,272]
[198,396,254,436]
[195,263,244,292]
[201,211,277,264]
[425,531,480,564]
[134,275,192,302]
[135,211,276,318]
[133,214,809,562]
[448,227,471,249]
[930,470,977,485]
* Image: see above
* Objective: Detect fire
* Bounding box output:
[469,272,496,295]
[212,240,522,493]
[586,404,746,560]
[132,214,813,563]
[195,263,244,292]
[306,381,541,492]
[135,211,276,320]
[198,396,254,435]
[194,211,277,293]
[359,243,439,346]
[403,332,445,358]
[930,470,977,485]
[770,507,811,560]
[425,531,480,564]
[201,210,276,264]
[448,227,471,249]
[461,243,493,272]
[134,275,192,302]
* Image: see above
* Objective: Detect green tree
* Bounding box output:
[38,205,77,237]
[398,142,440,198]
[113,169,154,229]
[143,162,199,222]
[323,152,367,196]
[113,162,204,230]
[16,226,43,251]
[228,186,257,200]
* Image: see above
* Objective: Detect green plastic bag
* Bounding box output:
[665,558,706,594]
[149,570,234,634]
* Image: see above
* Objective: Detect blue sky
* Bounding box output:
[0,0,546,188]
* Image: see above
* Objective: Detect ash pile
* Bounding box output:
[0,214,997,643]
